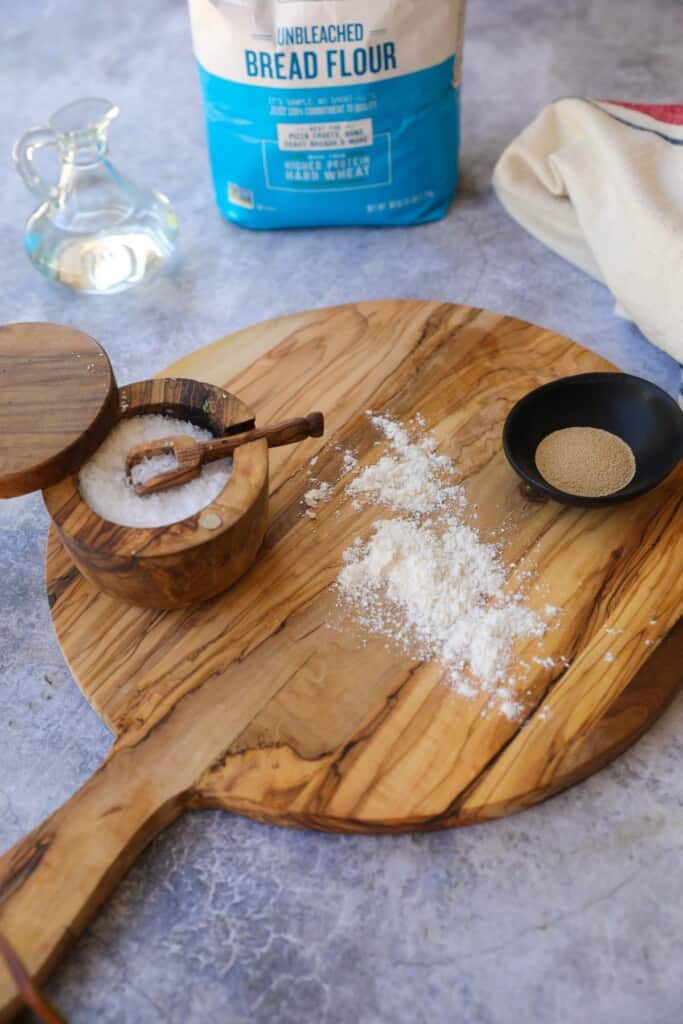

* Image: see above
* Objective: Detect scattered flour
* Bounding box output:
[499,699,523,720]
[339,517,545,702]
[304,481,333,508]
[346,414,464,515]
[342,451,358,474]
[532,656,555,669]
[79,414,232,528]
[326,413,551,718]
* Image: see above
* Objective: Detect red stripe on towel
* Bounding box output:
[604,102,683,126]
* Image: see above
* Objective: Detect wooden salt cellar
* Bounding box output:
[0,323,270,608]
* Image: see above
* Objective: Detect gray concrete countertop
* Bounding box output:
[1,2,681,1021]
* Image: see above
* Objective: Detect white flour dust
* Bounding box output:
[347,415,465,515]
[304,481,333,508]
[307,413,555,719]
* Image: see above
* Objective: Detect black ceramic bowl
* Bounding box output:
[503,373,683,507]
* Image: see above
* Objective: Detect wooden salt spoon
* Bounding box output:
[126,411,324,496]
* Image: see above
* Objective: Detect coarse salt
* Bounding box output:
[130,451,178,487]
[79,414,232,528]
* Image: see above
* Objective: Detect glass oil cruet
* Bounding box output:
[13,98,178,295]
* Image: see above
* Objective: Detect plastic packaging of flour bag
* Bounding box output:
[188,0,467,229]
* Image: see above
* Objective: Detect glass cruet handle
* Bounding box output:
[12,127,60,202]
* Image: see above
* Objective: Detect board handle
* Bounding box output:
[0,744,182,1022]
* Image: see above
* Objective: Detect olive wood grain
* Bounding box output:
[0,301,680,1021]
[0,323,117,498]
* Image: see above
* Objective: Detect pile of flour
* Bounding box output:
[308,414,549,719]
[346,415,465,515]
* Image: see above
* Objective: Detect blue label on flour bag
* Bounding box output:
[189,0,467,229]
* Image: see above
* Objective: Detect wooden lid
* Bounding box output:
[0,323,118,498]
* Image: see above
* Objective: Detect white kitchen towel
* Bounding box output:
[493,99,683,403]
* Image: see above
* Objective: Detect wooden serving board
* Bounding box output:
[0,301,682,1020]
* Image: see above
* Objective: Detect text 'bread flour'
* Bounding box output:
[188,0,467,228]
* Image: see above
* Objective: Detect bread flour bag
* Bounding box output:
[188,0,467,229]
